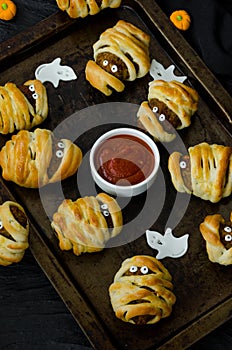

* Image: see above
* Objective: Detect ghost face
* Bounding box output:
[28,84,39,101]
[149,98,181,131]
[18,82,40,109]
[99,203,114,230]
[220,222,232,250]
[96,52,129,81]
[47,140,66,178]
[123,264,151,276]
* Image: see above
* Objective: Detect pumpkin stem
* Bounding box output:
[2,3,8,10]
[176,15,183,21]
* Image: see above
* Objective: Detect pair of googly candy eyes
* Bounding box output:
[29,84,39,100]
[152,106,166,122]
[224,226,232,242]
[129,265,149,274]
[102,60,118,73]
[100,203,110,217]
[55,141,65,159]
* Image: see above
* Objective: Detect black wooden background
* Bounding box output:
[0,1,231,349]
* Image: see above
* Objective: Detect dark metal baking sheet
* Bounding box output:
[0,1,231,350]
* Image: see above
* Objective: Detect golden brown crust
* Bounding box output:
[199,212,232,265]
[109,255,176,325]
[0,201,29,266]
[137,80,198,142]
[85,20,150,95]
[168,142,232,203]
[51,193,123,256]
[0,128,82,188]
[0,80,48,134]
[56,0,121,18]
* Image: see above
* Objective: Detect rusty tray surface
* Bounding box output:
[0,1,232,349]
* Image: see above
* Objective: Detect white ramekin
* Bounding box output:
[89,128,160,197]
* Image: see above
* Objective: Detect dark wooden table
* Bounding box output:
[0,1,231,349]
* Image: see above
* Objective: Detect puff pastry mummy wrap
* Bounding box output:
[0,128,82,188]
[0,80,48,134]
[168,142,232,203]
[199,212,232,265]
[85,20,150,96]
[51,193,123,256]
[137,80,199,142]
[109,255,176,325]
[0,201,29,266]
[56,0,121,18]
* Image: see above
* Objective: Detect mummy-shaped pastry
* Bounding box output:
[109,255,176,325]
[168,142,232,203]
[0,80,48,134]
[56,0,121,18]
[0,201,29,266]
[0,128,82,188]
[199,212,232,265]
[85,20,150,96]
[51,193,123,256]
[137,80,199,142]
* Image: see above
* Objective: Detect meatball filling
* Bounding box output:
[95,0,102,6]
[0,225,15,241]
[18,84,37,124]
[96,52,129,81]
[131,314,155,325]
[149,98,181,131]
[10,205,28,228]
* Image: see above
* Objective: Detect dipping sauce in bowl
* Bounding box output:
[95,134,155,186]
[90,128,160,197]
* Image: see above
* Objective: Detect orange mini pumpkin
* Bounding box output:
[170,10,191,31]
[0,0,16,21]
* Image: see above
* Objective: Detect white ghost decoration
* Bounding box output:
[35,57,77,88]
[150,58,187,83]
[146,227,189,259]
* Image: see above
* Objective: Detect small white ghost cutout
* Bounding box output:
[150,58,187,83]
[35,57,77,88]
[146,227,189,259]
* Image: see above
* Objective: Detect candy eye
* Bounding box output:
[56,150,64,158]
[140,266,149,274]
[224,226,232,233]
[129,266,138,273]
[159,114,166,122]
[0,221,3,229]
[103,210,109,217]
[58,141,65,149]
[225,234,232,242]
[29,84,35,92]
[152,106,158,113]
[103,60,108,66]
[32,93,38,100]
[111,65,118,73]
[101,204,108,210]
[180,161,187,169]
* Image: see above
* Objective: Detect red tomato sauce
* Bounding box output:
[95,134,155,186]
